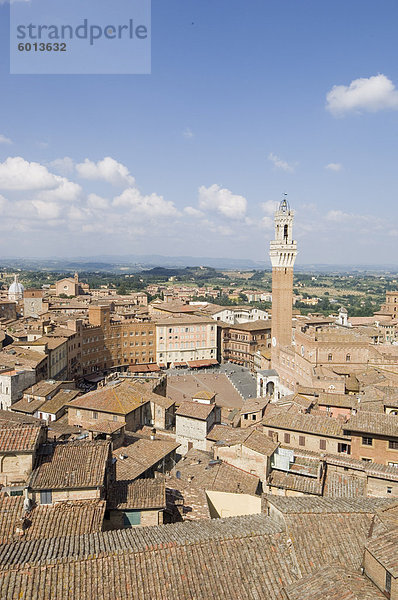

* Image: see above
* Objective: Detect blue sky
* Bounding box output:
[0,0,398,264]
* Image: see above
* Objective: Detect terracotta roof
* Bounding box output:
[0,531,297,599]
[113,436,179,481]
[242,429,279,456]
[170,449,260,496]
[0,512,284,569]
[0,410,42,427]
[30,440,110,490]
[316,392,359,409]
[285,512,378,576]
[0,424,42,453]
[264,495,396,514]
[176,400,215,421]
[240,397,269,415]
[68,379,153,415]
[39,389,80,415]
[323,471,367,498]
[365,527,398,577]
[345,412,398,437]
[0,495,105,545]
[10,395,47,414]
[79,419,125,434]
[192,390,215,400]
[283,565,386,600]
[23,380,62,398]
[108,478,166,510]
[268,470,323,495]
[263,412,349,438]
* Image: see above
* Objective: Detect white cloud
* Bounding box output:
[198,184,247,220]
[325,163,343,172]
[260,216,273,229]
[184,206,204,218]
[0,157,62,190]
[113,188,179,219]
[268,152,295,172]
[31,200,61,220]
[48,157,75,175]
[183,127,194,139]
[76,156,135,187]
[0,134,12,145]
[87,193,109,210]
[37,179,82,202]
[261,200,279,215]
[326,74,398,116]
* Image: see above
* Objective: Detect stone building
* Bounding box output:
[0,421,46,494]
[23,290,44,318]
[0,367,36,410]
[220,320,272,370]
[343,412,398,466]
[176,399,220,454]
[29,440,111,504]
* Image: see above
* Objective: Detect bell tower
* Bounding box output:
[269,195,297,366]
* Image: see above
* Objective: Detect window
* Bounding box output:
[387,487,392,494]
[327,354,332,362]
[252,414,256,420]
[385,571,392,595]
[243,414,248,420]
[346,354,351,362]
[123,510,141,527]
[362,436,373,446]
[338,443,351,455]
[299,436,305,446]
[284,433,290,444]
[40,489,52,504]
[361,457,372,463]
[319,439,326,450]
[92,411,98,420]
[388,462,398,468]
[113,415,118,422]
[388,440,398,450]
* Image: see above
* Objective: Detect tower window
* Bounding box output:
[328,354,332,361]
[284,224,288,242]
[346,354,351,362]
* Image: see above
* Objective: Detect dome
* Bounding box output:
[8,275,24,301]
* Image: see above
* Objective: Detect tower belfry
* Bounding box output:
[269,195,297,365]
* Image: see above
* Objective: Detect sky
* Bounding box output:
[0,0,398,265]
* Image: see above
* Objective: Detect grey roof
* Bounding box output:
[264,495,396,514]
[0,512,283,567]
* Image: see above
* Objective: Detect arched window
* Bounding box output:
[346,354,351,362]
[328,353,333,362]
[283,224,288,242]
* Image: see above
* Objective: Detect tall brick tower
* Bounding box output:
[269,195,297,367]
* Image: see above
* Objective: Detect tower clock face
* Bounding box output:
[272,337,277,347]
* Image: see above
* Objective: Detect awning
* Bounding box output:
[187,359,219,368]
[128,363,161,373]
[172,362,188,367]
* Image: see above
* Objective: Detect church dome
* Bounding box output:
[8,275,24,301]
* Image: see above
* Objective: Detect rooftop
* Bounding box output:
[108,478,166,510]
[0,495,105,545]
[113,435,179,481]
[30,440,110,490]
[263,412,349,438]
[176,400,215,421]
[0,423,42,453]
[68,379,155,415]
[345,412,398,437]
